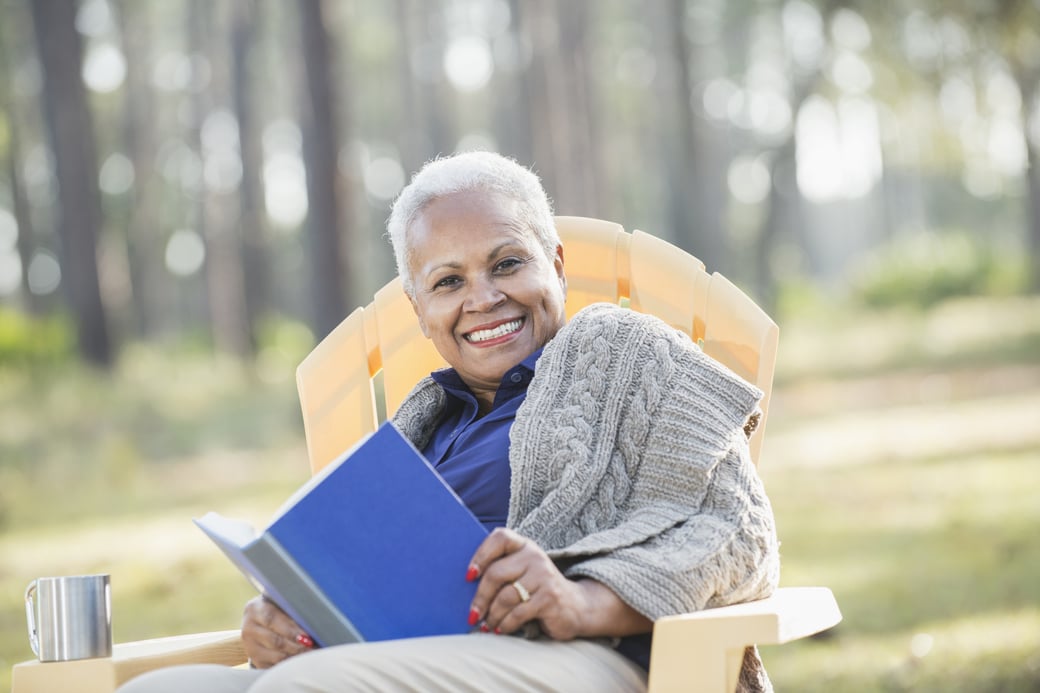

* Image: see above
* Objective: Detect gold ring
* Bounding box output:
[512,580,531,603]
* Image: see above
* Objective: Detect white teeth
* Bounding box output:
[466,319,523,343]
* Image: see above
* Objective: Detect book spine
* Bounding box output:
[245,534,363,647]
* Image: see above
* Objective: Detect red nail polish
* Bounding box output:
[494,627,502,635]
[295,633,315,648]
[480,623,489,633]
[465,565,479,582]
[468,608,481,626]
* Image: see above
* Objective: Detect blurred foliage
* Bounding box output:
[255,317,315,368]
[774,292,1040,385]
[0,332,309,533]
[4,0,1040,367]
[851,232,1028,310]
[0,307,74,366]
[775,277,837,324]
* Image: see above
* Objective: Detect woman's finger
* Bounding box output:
[481,574,539,633]
[257,597,313,645]
[478,552,592,640]
[466,527,528,581]
[241,597,314,667]
[470,537,561,633]
[468,532,537,624]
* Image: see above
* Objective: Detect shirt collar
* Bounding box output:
[431,347,543,398]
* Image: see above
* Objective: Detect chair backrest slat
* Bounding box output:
[552,216,627,319]
[627,228,707,336]
[295,308,379,470]
[371,279,441,417]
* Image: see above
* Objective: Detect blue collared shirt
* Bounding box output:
[422,349,542,531]
[421,347,651,671]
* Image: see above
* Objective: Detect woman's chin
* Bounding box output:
[462,342,531,376]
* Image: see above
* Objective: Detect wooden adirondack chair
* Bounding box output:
[12,216,840,693]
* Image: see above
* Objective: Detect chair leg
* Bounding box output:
[647,625,743,693]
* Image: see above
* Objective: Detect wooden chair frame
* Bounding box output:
[12,217,840,693]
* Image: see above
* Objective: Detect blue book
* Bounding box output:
[194,421,489,647]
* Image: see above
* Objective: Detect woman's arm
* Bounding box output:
[468,528,652,639]
[562,444,780,620]
[568,578,653,637]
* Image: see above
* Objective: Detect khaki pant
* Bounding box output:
[116,634,648,693]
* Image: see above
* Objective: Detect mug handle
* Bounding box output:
[25,580,39,657]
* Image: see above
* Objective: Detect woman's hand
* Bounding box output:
[241,596,315,669]
[467,528,652,640]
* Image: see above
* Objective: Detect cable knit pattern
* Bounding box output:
[392,303,780,691]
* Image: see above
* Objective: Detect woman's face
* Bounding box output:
[407,190,566,399]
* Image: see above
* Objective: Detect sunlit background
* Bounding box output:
[1,0,1038,691]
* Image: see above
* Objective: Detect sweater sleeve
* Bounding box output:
[510,303,780,620]
[562,433,780,619]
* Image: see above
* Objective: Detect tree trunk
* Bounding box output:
[414,0,456,160]
[30,0,113,367]
[1019,78,1040,293]
[1002,2,1040,292]
[395,0,454,174]
[298,0,349,340]
[231,0,270,342]
[4,111,42,315]
[654,0,695,248]
[0,16,43,316]
[0,14,38,314]
[662,0,728,269]
[556,0,602,216]
[189,0,254,358]
[394,0,424,175]
[516,0,602,215]
[514,0,559,198]
[493,0,535,166]
[753,0,838,311]
[754,136,802,314]
[114,0,172,338]
[753,74,818,315]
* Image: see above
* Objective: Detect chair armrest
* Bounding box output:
[647,586,841,693]
[12,629,247,693]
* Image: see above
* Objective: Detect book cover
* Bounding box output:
[194,421,489,647]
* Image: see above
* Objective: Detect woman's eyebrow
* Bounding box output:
[422,260,462,278]
[420,239,527,277]
[486,240,527,260]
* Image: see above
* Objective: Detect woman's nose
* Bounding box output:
[464,278,506,312]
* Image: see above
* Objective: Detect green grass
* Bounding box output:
[757,294,1040,692]
[0,343,309,688]
[760,448,1040,692]
[2,295,1040,691]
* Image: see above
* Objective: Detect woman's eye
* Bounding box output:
[433,276,460,289]
[495,258,523,272]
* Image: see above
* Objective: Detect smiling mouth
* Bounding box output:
[464,318,524,343]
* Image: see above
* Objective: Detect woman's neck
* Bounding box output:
[473,391,495,417]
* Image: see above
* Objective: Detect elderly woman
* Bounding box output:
[119,151,779,693]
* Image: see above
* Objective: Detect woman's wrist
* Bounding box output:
[571,578,652,638]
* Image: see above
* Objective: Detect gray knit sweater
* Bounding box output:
[392,303,780,688]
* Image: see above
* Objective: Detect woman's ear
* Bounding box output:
[554,244,567,297]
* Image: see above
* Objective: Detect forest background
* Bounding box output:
[1,0,1039,691]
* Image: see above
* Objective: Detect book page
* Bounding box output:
[194,511,259,548]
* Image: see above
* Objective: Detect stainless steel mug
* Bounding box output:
[25,574,113,662]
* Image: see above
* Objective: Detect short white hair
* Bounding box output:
[386,151,558,297]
